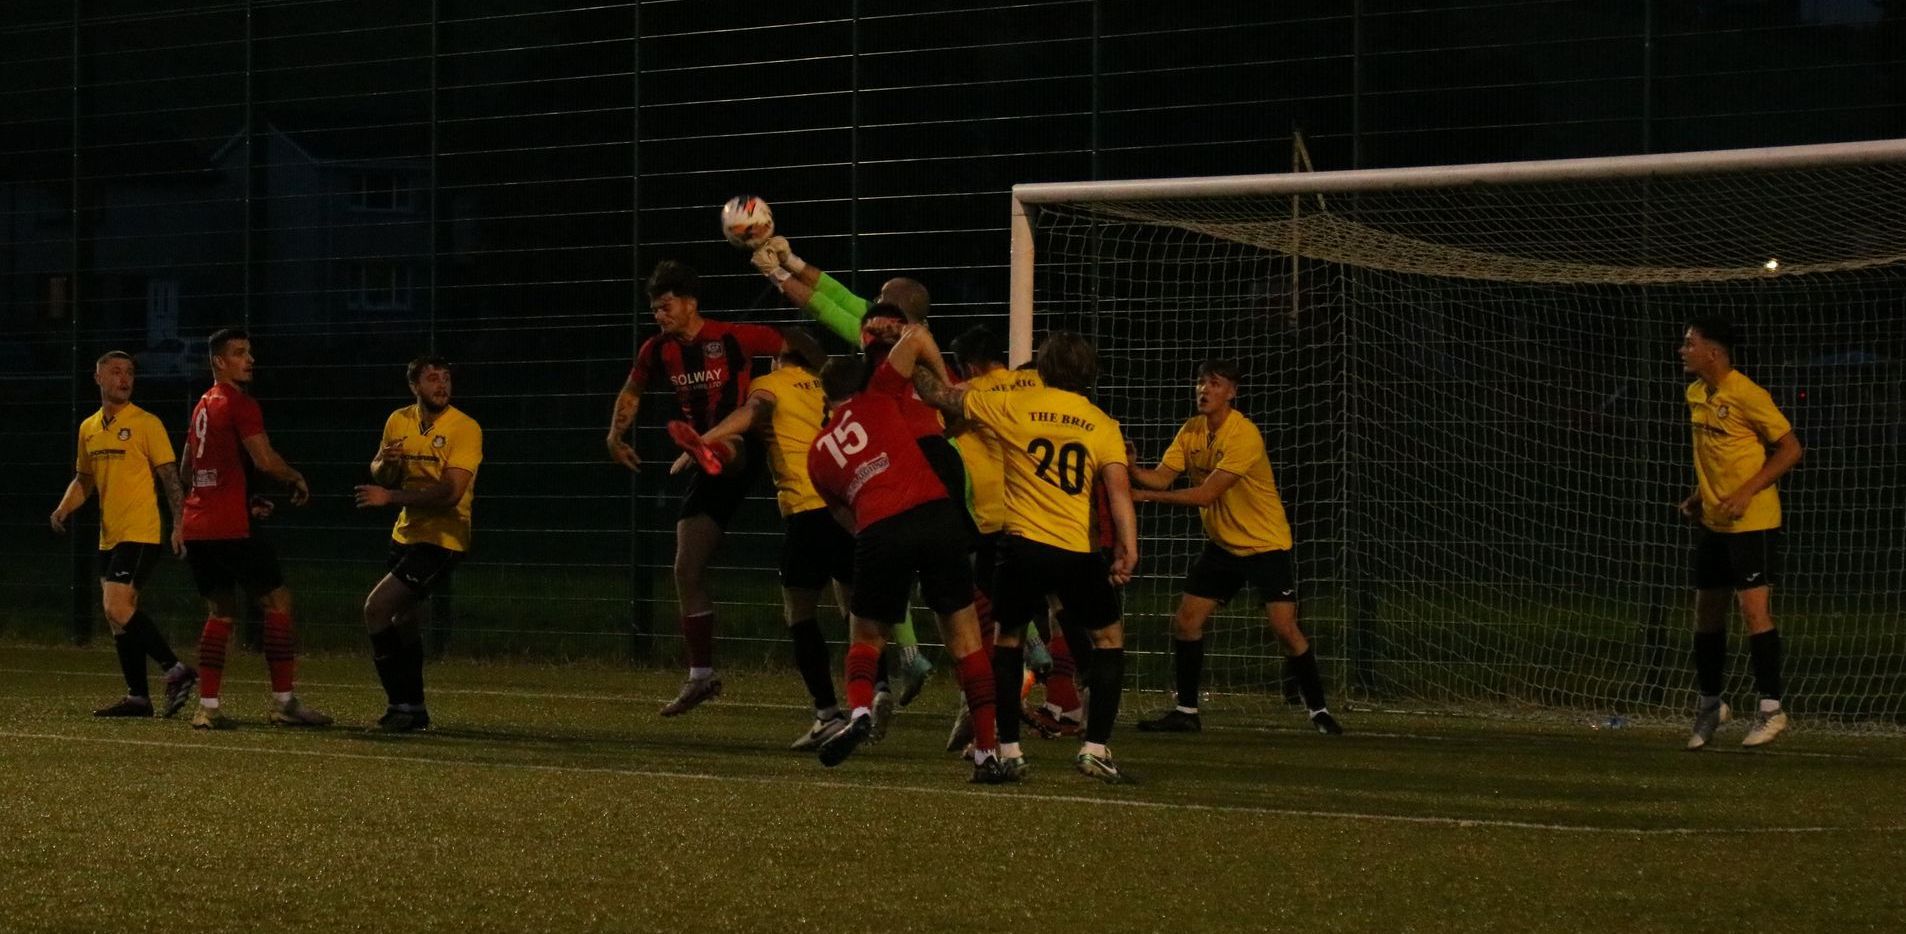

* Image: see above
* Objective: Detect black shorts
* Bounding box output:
[849,499,974,625]
[387,541,464,595]
[185,538,285,599]
[781,508,855,590]
[994,535,1122,634]
[97,542,163,589]
[1183,543,1296,605]
[680,434,765,528]
[1692,528,1779,591]
[973,531,1003,601]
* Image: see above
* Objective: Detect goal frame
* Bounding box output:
[1007,137,1906,365]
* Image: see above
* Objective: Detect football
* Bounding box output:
[719,195,774,249]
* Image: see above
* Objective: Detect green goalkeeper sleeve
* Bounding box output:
[800,271,872,344]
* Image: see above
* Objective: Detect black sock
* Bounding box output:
[1693,630,1727,698]
[1287,647,1327,711]
[1085,646,1125,745]
[788,619,836,711]
[873,648,890,694]
[1060,618,1094,683]
[993,643,1025,745]
[113,632,149,698]
[1173,636,1204,710]
[401,632,427,708]
[369,627,404,707]
[1748,629,1783,702]
[125,611,179,670]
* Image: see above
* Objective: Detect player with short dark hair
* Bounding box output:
[804,350,1008,783]
[607,260,789,716]
[1677,317,1802,749]
[678,329,859,749]
[180,328,330,729]
[900,327,1140,784]
[352,356,482,732]
[1130,360,1342,736]
[945,326,1084,744]
[50,350,197,717]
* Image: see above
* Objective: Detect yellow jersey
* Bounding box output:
[75,403,175,549]
[951,367,1045,535]
[1160,410,1291,555]
[383,403,482,551]
[961,385,1126,553]
[1687,370,1792,533]
[751,365,827,516]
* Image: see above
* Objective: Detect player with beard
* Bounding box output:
[353,356,482,732]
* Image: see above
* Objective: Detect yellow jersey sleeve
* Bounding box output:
[74,419,91,474]
[442,417,483,475]
[1215,418,1263,477]
[1737,381,1792,444]
[752,366,828,516]
[140,410,177,468]
[1159,422,1193,475]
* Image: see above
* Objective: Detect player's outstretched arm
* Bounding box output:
[1129,461,1180,492]
[49,473,95,533]
[240,433,310,506]
[892,327,966,416]
[1134,467,1239,508]
[355,467,471,510]
[606,374,643,471]
[702,389,776,452]
[752,236,870,344]
[1102,463,1140,585]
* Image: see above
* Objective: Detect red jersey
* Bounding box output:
[182,382,265,541]
[630,319,784,432]
[808,364,949,533]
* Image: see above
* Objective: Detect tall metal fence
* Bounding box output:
[4,0,1902,664]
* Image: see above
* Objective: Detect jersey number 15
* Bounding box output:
[815,418,869,467]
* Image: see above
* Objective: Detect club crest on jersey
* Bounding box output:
[432,435,447,449]
[116,427,131,441]
[704,341,726,358]
[1716,405,1730,419]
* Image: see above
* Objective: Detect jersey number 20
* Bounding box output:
[1027,438,1087,494]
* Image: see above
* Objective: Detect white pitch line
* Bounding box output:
[2,729,1896,838]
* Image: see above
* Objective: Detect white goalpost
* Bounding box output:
[1009,139,1906,727]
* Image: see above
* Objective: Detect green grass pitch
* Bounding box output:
[2,643,1902,933]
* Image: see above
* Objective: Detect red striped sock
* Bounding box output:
[955,649,998,751]
[263,611,296,694]
[196,617,232,700]
[1046,630,1081,712]
[844,642,880,712]
[682,612,716,670]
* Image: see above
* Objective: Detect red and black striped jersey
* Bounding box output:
[629,320,784,432]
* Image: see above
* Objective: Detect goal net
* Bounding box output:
[1011,140,1906,728]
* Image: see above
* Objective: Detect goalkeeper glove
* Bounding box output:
[766,235,806,275]
[751,243,790,282]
